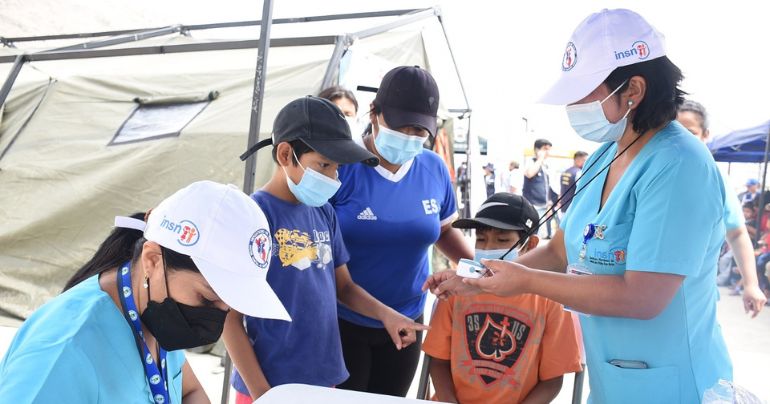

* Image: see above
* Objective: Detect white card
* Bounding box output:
[456,258,488,279]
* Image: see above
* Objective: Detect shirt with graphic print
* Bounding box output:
[330,150,458,327]
[422,293,581,404]
[231,190,350,393]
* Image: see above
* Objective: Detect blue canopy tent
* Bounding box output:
[708,120,770,163]
[708,120,770,244]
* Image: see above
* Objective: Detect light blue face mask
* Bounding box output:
[474,247,519,263]
[283,151,341,207]
[565,79,631,143]
[373,117,428,165]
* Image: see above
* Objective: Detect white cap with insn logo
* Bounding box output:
[141,180,291,321]
[539,8,667,105]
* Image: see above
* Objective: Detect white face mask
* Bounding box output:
[565,80,631,143]
[345,116,365,147]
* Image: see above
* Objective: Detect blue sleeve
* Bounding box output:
[627,149,723,276]
[438,159,458,225]
[0,344,98,403]
[721,173,743,231]
[327,205,350,268]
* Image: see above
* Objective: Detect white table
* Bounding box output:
[254,383,449,404]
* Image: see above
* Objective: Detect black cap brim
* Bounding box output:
[301,138,379,167]
[452,217,528,231]
[381,105,437,137]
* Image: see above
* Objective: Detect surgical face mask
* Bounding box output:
[283,150,341,207]
[474,248,519,262]
[346,117,366,147]
[140,278,228,351]
[374,117,428,165]
[565,80,631,143]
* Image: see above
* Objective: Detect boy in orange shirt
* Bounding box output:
[423,193,581,403]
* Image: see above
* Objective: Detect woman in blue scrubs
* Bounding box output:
[425,9,732,403]
[0,181,288,403]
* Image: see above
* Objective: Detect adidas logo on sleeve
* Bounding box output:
[357,207,378,220]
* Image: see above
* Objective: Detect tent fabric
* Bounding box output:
[708,121,770,163]
[0,29,443,320]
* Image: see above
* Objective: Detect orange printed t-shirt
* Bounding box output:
[422,293,581,404]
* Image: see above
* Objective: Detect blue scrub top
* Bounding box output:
[561,121,732,403]
[0,275,185,403]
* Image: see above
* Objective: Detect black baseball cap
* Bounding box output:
[374,66,439,137]
[453,193,539,233]
[240,96,379,166]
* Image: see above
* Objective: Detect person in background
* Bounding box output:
[224,97,427,402]
[0,181,291,403]
[483,163,496,198]
[559,151,588,214]
[423,192,581,404]
[501,160,523,195]
[330,66,473,397]
[677,99,766,314]
[739,178,761,206]
[319,85,365,147]
[523,139,558,239]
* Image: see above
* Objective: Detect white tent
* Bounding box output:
[0,8,470,321]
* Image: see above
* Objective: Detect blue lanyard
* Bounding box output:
[118,261,170,404]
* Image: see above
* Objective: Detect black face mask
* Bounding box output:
[140,295,228,351]
[139,256,229,351]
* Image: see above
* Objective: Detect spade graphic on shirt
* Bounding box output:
[465,312,530,385]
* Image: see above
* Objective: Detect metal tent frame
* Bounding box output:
[1,5,472,403]
[0,6,470,193]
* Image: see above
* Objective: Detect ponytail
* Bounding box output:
[62,213,146,292]
[63,212,200,292]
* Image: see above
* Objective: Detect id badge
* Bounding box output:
[564,263,592,316]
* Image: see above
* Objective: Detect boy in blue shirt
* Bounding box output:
[223,96,428,402]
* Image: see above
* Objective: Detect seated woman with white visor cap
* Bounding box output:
[0,181,290,403]
[424,8,732,403]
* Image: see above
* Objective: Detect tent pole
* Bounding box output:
[225,2,273,403]
[320,35,351,91]
[241,0,274,195]
[754,128,770,245]
[0,55,25,110]
[0,9,426,45]
[436,8,471,112]
[44,25,183,52]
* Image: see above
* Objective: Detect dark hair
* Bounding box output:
[743,201,757,211]
[574,151,588,159]
[679,99,709,131]
[318,86,358,113]
[534,139,552,150]
[604,56,686,135]
[63,213,198,292]
[271,139,314,166]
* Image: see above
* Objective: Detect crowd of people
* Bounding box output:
[1,7,766,404]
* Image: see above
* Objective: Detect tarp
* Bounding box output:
[708,121,770,163]
[0,24,464,320]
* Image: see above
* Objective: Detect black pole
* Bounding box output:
[224,3,273,403]
[754,128,770,245]
[241,0,274,194]
[0,55,25,109]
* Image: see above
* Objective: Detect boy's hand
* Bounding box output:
[381,310,430,350]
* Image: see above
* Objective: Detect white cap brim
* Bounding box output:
[193,256,291,321]
[538,66,615,105]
